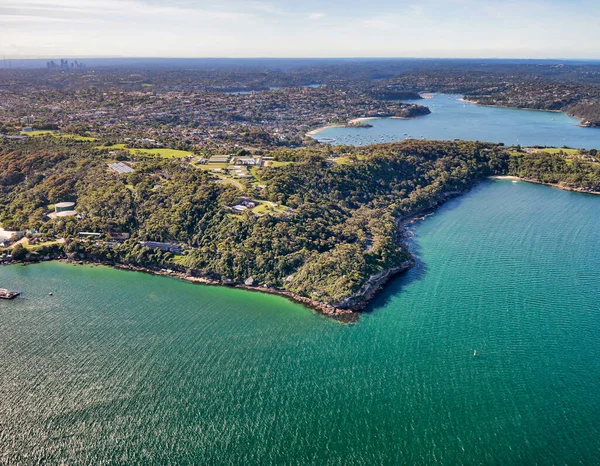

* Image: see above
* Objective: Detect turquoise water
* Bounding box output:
[313,94,600,149]
[1,179,600,464]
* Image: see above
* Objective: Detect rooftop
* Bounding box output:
[108,162,134,174]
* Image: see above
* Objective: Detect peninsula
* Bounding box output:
[2,135,599,318]
[1,60,600,318]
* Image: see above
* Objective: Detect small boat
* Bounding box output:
[0,288,22,300]
[473,350,477,357]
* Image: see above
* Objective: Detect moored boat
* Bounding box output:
[0,288,22,300]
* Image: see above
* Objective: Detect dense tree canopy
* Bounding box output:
[6,137,597,304]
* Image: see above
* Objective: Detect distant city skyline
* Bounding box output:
[1,0,599,59]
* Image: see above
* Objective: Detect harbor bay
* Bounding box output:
[311,94,600,149]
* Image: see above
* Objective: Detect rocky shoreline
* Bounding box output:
[108,259,416,323]
[1,254,416,323]
[8,175,592,321]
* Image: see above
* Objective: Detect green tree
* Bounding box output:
[11,243,27,261]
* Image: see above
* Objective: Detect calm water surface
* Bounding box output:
[313,94,600,149]
[1,180,600,464]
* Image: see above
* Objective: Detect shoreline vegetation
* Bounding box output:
[2,136,599,320]
[0,139,511,320]
[457,98,594,128]
[1,204,439,322]
[457,98,600,129]
[458,97,598,128]
[0,252,412,322]
[3,171,597,321]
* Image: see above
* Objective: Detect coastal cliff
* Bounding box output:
[330,259,415,310]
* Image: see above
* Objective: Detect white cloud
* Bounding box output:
[308,12,326,20]
[0,0,250,21]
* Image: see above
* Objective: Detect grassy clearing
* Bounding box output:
[23,131,96,141]
[265,161,294,168]
[62,134,97,141]
[251,204,271,215]
[130,148,192,159]
[96,143,127,150]
[95,145,192,159]
[331,156,352,165]
[250,167,263,181]
[21,130,55,136]
[251,201,289,216]
[26,240,63,252]
[330,155,365,165]
[8,238,64,252]
[532,147,581,155]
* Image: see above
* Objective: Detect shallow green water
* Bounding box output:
[1,179,600,464]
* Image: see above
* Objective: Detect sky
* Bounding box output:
[0,0,599,59]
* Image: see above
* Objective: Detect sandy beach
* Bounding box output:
[489,175,600,195]
[306,123,344,137]
[488,175,521,180]
[347,117,378,125]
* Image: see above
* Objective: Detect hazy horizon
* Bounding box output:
[3,57,600,71]
[1,0,599,60]
[4,56,600,61]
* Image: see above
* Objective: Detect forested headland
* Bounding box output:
[1,136,599,315]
